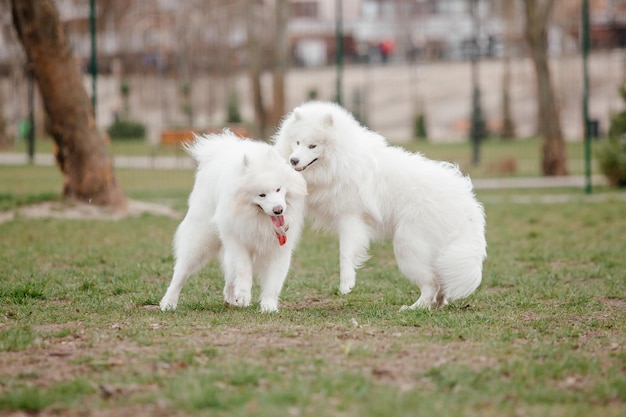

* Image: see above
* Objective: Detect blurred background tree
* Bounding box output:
[11,0,126,209]
[522,0,568,176]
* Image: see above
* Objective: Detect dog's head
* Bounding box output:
[239,147,307,236]
[274,101,344,175]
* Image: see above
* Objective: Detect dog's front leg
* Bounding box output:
[338,216,371,295]
[221,241,253,308]
[257,249,292,312]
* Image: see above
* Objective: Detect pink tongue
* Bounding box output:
[271,215,285,227]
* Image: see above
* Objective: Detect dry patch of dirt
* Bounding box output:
[0,200,181,224]
[0,314,497,397]
[600,297,626,309]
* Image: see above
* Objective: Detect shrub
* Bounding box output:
[597,138,626,187]
[414,112,428,140]
[106,119,146,140]
[120,79,131,119]
[597,84,626,187]
[608,85,626,140]
[226,90,242,124]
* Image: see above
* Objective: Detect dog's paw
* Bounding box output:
[159,296,178,311]
[223,284,235,305]
[339,280,355,295]
[232,287,252,307]
[399,297,435,312]
[260,298,279,313]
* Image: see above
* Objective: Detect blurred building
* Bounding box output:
[290,0,506,66]
[2,0,624,74]
[588,0,626,48]
[1,0,624,143]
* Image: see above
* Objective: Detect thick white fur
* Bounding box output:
[274,101,486,309]
[160,131,307,312]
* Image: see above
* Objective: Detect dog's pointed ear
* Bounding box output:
[266,147,281,165]
[323,113,333,127]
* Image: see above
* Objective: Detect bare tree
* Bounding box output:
[247,0,269,139]
[11,0,126,208]
[0,90,7,147]
[271,0,289,128]
[522,0,568,176]
[500,0,517,139]
[1,0,24,147]
[246,0,289,139]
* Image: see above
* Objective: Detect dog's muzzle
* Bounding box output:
[292,158,318,172]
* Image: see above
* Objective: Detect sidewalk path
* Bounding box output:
[472,175,608,190]
[0,152,195,170]
[0,152,609,190]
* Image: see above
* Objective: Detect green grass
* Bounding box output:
[404,138,599,178]
[0,164,193,210]
[0,379,94,412]
[2,136,603,178]
[4,137,185,157]
[0,163,624,416]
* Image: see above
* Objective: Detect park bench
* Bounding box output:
[159,126,250,146]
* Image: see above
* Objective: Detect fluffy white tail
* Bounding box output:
[435,237,486,301]
[184,130,239,164]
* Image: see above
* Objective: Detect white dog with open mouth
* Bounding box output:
[160,131,307,312]
[274,101,486,309]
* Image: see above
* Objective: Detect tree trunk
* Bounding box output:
[500,0,516,139]
[0,85,7,147]
[247,0,268,140]
[271,0,288,129]
[11,0,127,209]
[523,0,568,176]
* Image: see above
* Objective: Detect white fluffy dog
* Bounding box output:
[160,131,307,313]
[274,101,486,309]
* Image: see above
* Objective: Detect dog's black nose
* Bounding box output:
[290,157,299,166]
[273,206,283,215]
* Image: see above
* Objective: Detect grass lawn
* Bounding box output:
[0,164,625,416]
[2,135,602,178]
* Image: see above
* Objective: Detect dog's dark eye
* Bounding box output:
[259,194,266,198]
[308,144,317,149]
[276,188,281,193]
[296,141,300,146]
